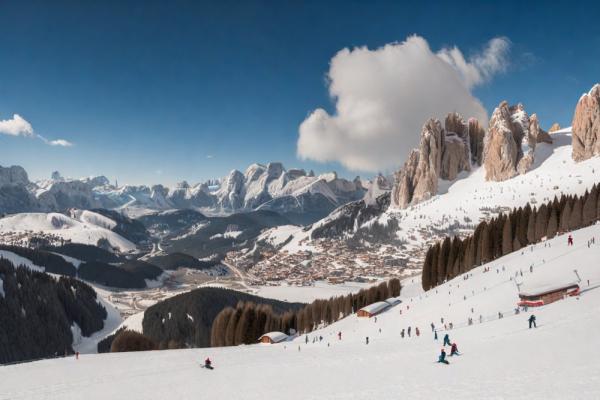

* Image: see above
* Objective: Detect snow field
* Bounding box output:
[3,223,600,399]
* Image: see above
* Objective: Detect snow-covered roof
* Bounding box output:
[519,281,579,297]
[385,297,401,306]
[359,301,390,315]
[258,331,289,343]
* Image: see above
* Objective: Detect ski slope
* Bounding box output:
[2,223,600,399]
[0,212,136,252]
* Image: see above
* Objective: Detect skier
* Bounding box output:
[434,331,438,341]
[338,331,342,340]
[366,336,369,345]
[305,335,309,344]
[75,351,79,360]
[528,314,537,329]
[438,348,449,365]
[568,235,574,246]
[204,357,214,370]
[431,322,435,332]
[443,333,451,346]
[407,326,411,337]
[415,327,420,337]
[450,343,460,356]
[401,329,405,338]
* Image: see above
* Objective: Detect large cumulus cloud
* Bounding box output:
[297,35,510,172]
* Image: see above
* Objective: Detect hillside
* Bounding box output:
[0,211,137,253]
[2,222,599,398]
[257,128,600,270]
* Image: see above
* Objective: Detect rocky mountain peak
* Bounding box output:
[572,83,600,162]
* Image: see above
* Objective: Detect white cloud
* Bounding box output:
[297,35,511,172]
[0,114,73,147]
[0,114,34,137]
[45,138,73,147]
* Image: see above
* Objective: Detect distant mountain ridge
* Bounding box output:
[0,162,367,225]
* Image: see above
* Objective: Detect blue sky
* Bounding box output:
[0,0,599,185]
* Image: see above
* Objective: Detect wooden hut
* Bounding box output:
[357,301,390,318]
[258,331,289,344]
[518,282,580,307]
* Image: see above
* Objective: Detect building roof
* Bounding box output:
[359,301,390,315]
[519,281,579,297]
[385,297,401,306]
[258,331,289,343]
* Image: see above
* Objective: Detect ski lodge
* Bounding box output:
[357,298,401,318]
[518,281,580,307]
[258,331,289,344]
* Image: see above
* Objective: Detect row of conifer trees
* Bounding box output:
[422,183,600,290]
[210,278,401,347]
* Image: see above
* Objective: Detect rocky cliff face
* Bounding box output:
[484,102,535,181]
[391,113,475,208]
[572,84,600,162]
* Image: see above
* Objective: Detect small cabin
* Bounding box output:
[518,282,580,307]
[258,331,289,344]
[357,301,390,318]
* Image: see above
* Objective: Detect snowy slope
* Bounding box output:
[0,212,136,252]
[3,223,600,399]
[271,129,600,258]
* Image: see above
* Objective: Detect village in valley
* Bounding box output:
[224,238,418,287]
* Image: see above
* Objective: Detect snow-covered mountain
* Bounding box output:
[0,210,137,252]
[259,127,600,268]
[0,162,366,225]
[3,222,600,399]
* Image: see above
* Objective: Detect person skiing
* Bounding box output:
[365,336,369,345]
[401,329,405,338]
[450,343,460,356]
[568,235,573,246]
[204,357,213,370]
[528,314,537,329]
[434,330,438,341]
[443,333,451,346]
[407,326,411,337]
[338,331,342,340]
[415,327,420,337]
[305,335,309,344]
[438,348,449,365]
[430,322,435,332]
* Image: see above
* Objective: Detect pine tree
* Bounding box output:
[583,188,598,226]
[570,197,583,230]
[535,204,548,241]
[527,207,537,244]
[480,222,491,263]
[560,199,571,232]
[519,205,530,246]
[437,237,451,284]
[430,242,440,287]
[210,307,233,347]
[502,215,513,255]
[546,205,558,239]
[225,305,243,346]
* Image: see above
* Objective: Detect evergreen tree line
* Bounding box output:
[211,279,401,347]
[0,257,107,364]
[422,184,600,290]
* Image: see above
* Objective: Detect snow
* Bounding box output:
[254,280,373,303]
[72,289,122,354]
[51,252,83,269]
[0,250,45,272]
[275,129,600,260]
[4,223,600,399]
[114,312,144,334]
[0,212,136,252]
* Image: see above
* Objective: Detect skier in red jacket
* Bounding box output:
[204,357,213,369]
